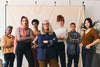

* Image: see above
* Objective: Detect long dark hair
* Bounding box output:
[84,18,93,29]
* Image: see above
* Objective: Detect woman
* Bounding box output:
[55,15,68,67]
[31,19,40,67]
[14,16,34,67]
[81,18,100,67]
[37,20,59,67]
[1,26,15,67]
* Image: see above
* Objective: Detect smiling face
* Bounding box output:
[85,20,90,29]
[21,18,28,27]
[42,21,49,31]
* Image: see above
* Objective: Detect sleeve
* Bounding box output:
[47,32,58,47]
[63,29,68,40]
[0,36,12,48]
[32,36,38,45]
[73,33,82,43]
[92,29,100,39]
[17,28,33,42]
[68,32,82,44]
[67,32,74,43]
[10,35,15,46]
[38,33,47,48]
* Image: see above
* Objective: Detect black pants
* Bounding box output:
[3,53,15,67]
[82,46,94,67]
[67,54,79,67]
[57,42,66,67]
[16,41,34,67]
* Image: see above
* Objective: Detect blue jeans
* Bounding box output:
[3,53,15,67]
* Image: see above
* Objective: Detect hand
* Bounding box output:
[43,40,48,44]
[8,34,13,38]
[53,38,55,40]
[33,45,39,49]
[80,43,83,47]
[57,36,63,39]
[85,45,91,49]
[31,36,34,40]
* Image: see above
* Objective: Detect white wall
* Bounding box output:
[85,0,100,20]
[0,0,100,37]
[0,0,5,38]
[0,0,100,67]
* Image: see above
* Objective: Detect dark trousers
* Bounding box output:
[16,41,34,67]
[57,42,66,67]
[3,53,15,67]
[67,54,79,67]
[82,46,94,67]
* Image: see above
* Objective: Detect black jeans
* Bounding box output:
[3,53,15,67]
[57,42,66,67]
[67,54,79,67]
[82,45,94,67]
[16,41,34,67]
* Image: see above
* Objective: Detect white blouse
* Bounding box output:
[55,27,68,42]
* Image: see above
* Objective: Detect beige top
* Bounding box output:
[55,27,68,42]
[0,35,14,55]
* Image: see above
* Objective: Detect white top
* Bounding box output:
[55,27,68,42]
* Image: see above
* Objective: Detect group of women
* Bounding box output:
[0,15,100,67]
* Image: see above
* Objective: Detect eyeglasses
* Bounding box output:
[42,23,49,25]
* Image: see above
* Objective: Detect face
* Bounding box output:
[7,28,12,34]
[70,24,76,31]
[57,21,64,27]
[85,20,90,29]
[21,18,28,27]
[33,22,38,29]
[42,21,49,30]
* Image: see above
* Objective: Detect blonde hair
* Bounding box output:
[41,20,53,35]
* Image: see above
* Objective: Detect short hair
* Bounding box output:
[70,23,76,26]
[84,18,93,29]
[57,15,65,22]
[7,26,13,29]
[31,19,39,25]
[5,26,13,33]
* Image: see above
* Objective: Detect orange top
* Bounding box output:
[82,28,99,45]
